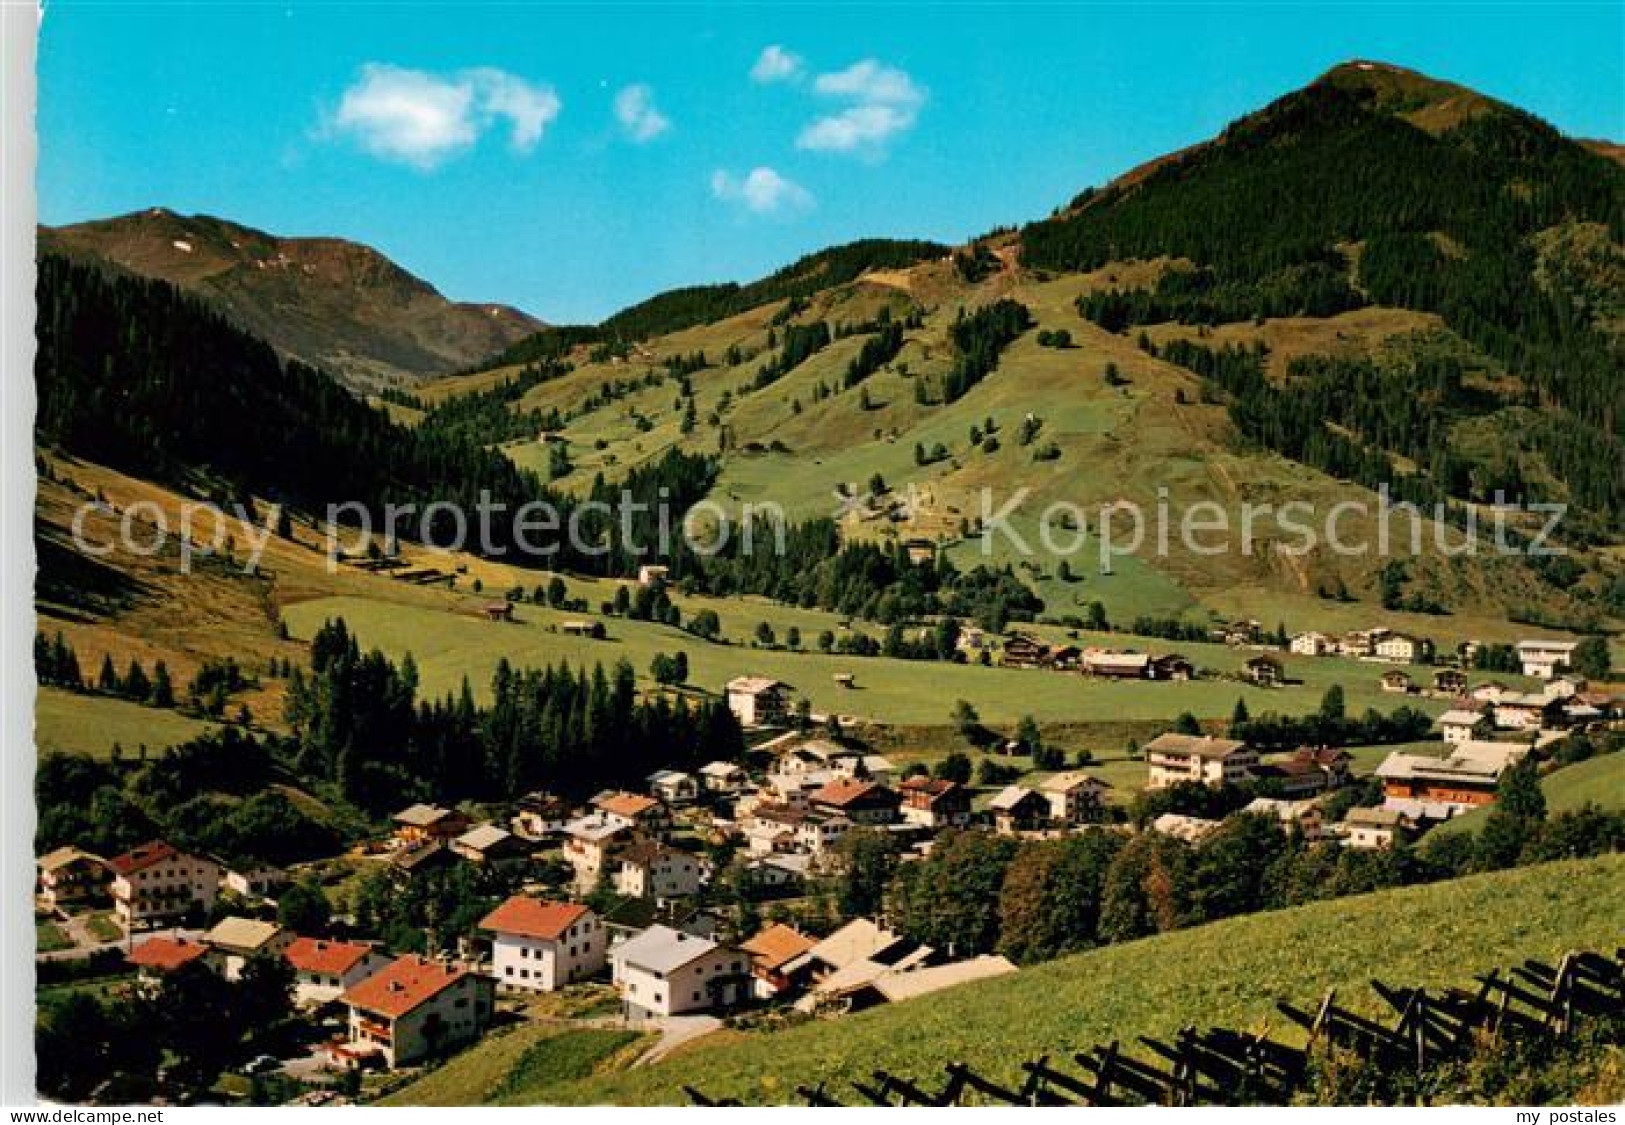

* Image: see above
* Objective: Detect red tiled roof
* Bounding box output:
[284,936,374,976]
[128,935,209,972]
[108,840,179,877]
[810,777,887,808]
[596,792,660,819]
[740,923,816,971]
[900,776,958,800]
[478,896,588,941]
[342,956,473,1019]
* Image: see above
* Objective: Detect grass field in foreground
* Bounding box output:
[544,854,1625,1105]
[1434,751,1625,837]
[34,687,220,758]
[378,1026,649,1107]
[280,594,1448,729]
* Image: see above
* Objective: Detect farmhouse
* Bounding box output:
[726,676,791,727]
[898,776,972,829]
[1082,649,1150,678]
[202,916,293,981]
[1516,639,1578,680]
[1149,653,1195,681]
[341,956,494,1069]
[1243,655,1284,686]
[1144,734,1258,789]
[480,896,606,993]
[739,923,818,1000]
[614,842,704,899]
[37,846,107,909]
[1340,806,1406,849]
[391,804,470,846]
[637,564,669,588]
[284,937,390,1008]
[999,632,1050,669]
[450,823,531,870]
[989,786,1049,835]
[1433,668,1469,695]
[1036,771,1110,824]
[1380,670,1414,694]
[107,840,220,928]
[809,777,900,825]
[788,918,935,999]
[1254,748,1349,798]
[1375,740,1531,808]
[481,602,514,622]
[611,925,748,1019]
[1493,692,1563,732]
[511,791,572,839]
[389,841,458,883]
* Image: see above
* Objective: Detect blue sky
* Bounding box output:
[38,2,1624,323]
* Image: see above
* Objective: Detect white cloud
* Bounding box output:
[327,63,560,170]
[750,45,803,84]
[797,58,925,156]
[613,84,670,143]
[711,166,814,215]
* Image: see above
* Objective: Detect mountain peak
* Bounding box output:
[40,210,544,389]
[1310,59,1504,135]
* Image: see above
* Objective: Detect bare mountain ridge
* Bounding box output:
[39,208,543,390]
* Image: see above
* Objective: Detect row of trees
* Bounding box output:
[283,617,745,811]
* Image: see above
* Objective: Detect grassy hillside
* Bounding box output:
[378,1026,648,1107]
[35,687,219,759]
[280,592,1448,729]
[1435,751,1625,836]
[544,854,1625,1105]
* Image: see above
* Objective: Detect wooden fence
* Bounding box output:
[684,947,1624,1106]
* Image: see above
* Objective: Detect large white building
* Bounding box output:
[340,955,493,1069]
[479,896,607,993]
[1144,734,1258,789]
[1517,639,1578,680]
[611,925,747,1019]
[107,840,220,928]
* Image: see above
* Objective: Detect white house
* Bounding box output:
[341,956,494,1069]
[1289,632,1333,657]
[725,676,791,727]
[511,791,573,839]
[1144,734,1258,789]
[1036,771,1111,823]
[1436,708,1492,745]
[284,937,390,1008]
[611,925,748,1018]
[1517,639,1578,680]
[107,840,220,928]
[614,843,703,899]
[646,770,699,805]
[479,896,606,993]
[698,761,750,794]
[1374,633,1430,664]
